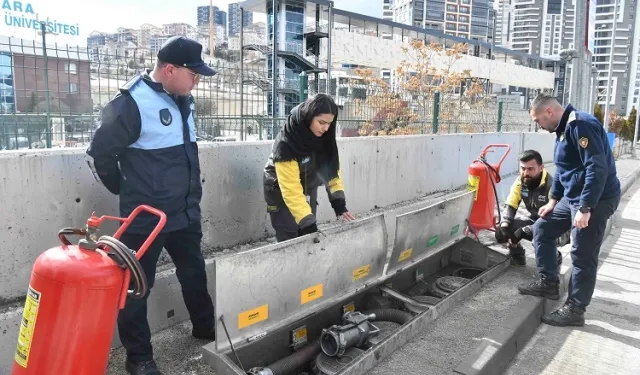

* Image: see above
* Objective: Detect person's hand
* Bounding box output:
[574,211,591,229]
[340,211,356,221]
[538,199,558,217]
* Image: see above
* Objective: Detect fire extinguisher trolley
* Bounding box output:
[467,144,511,235]
[12,205,167,375]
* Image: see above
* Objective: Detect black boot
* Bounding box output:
[509,244,526,266]
[192,326,216,340]
[517,278,560,300]
[542,300,585,327]
[125,359,163,375]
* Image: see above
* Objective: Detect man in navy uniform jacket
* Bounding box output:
[518,94,621,327]
[86,36,217,375]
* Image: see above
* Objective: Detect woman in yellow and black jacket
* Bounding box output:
[263,94,355,242]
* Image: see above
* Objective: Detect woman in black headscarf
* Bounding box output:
[263,94,355,242]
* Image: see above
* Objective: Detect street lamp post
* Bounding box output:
[38,21,52,148]
[559,49,579,107]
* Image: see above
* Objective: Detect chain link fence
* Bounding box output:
[0,41,537,151]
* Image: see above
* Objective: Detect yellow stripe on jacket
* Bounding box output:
[505,178,522,210]
[326,170,345,197]
[274,160,313,224]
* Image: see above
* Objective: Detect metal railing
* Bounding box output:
[0,41,537,151]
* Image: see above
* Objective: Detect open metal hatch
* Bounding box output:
[212,213,389,353]
[385,191,475,276]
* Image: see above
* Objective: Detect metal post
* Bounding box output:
[326,1,333,95]
[240,7,245,141]
[432,91,440,134]
[271,0,278,137]
[40,22,51,149]
[497,101,503,132]
[633,106,640,149]
[299,71,308,101]
[209,0,215,56]
[603,0,619,129]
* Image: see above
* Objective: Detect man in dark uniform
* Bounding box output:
[518,94,621,327]
[85,36,217,375]
[496,149,570,266]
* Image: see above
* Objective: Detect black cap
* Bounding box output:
[157,36,217,76]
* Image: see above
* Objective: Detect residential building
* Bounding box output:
[163,23,196,37]
[197,5,228,37]
[595,0,637,116]
[392,0,495,42]
[229,2,254,37]
[138,24,164,50]
[383,0,393,21]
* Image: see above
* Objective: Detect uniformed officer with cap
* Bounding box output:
[86,36,217,375]
[518,94,621,327]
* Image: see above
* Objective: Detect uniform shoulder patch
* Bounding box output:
[579,137,589,148]
[159,109,173,126]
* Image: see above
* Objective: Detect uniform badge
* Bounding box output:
[159,109,172,126]
[579,137,589,149]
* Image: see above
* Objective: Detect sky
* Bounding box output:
[0,0,381,46]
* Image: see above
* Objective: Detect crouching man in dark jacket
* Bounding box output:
[85,36,216,375]
[496,149,570,266]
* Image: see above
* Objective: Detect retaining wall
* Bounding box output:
[0,132,555,302]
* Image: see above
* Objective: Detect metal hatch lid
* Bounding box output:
[385,191,475,276]
[213,213,388,353]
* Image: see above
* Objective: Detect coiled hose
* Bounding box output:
[96,235,148,299]
[247,308,413,375]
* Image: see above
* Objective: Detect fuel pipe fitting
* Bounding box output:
[320,311,381,358]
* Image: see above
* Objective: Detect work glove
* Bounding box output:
[330,198,348,217]
[298,222,318,236]
[498,221,511,241]
[513,226,533,242]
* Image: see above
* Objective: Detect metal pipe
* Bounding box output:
[603,0,619,130]
[240,7,245,142]
[634,105,640,148]
[40,21,51,149]
[326,1,333,95]
[271,0,278,135]
[209,0,214,56]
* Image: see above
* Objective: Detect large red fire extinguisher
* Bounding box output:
[11,205,166,375]
[467,144,511,234]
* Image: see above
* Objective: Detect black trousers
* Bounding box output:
[117,220,215,363]
[269,188,318,242]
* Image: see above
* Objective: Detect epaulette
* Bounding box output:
[119,74,143,95]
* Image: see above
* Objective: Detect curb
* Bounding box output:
[453,162,640,375]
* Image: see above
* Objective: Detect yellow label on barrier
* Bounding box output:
[238,304,269,329]
[301,284,324,305]
[352,265,371,281]
[398,248,414,263]
[14,285,41,368]
[343,302,355,313]
[467,175,480,200]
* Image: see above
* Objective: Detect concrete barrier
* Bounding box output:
[0,132,556,303]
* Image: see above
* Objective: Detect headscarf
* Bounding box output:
[272,94,340,183]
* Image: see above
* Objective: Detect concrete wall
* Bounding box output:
[327,29,556,90]
[0,132,556,302]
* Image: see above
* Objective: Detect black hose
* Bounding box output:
[364,308,414,325]
[249,341,321,375]
[96,235,148,299]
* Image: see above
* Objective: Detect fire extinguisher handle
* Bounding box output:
[481,144,511,171]
[58,227,87,246]
[112,205,167,261]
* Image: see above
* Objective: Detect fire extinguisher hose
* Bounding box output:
[96,236,148,299]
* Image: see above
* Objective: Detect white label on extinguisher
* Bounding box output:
[14,285,41,368]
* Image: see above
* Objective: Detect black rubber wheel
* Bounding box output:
[430,276,469,298]
[452,267,484,279]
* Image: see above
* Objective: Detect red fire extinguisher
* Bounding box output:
[467,144,511,234]
[11,205,167,375]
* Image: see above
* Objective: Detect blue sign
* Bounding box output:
[2,1,80,36]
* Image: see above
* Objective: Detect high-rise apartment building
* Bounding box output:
[197,5,228,36]
[383,0,394,21]
[392,0,495,42]
[229,3,254,37]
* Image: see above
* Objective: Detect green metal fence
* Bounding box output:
[0,41,537,151]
